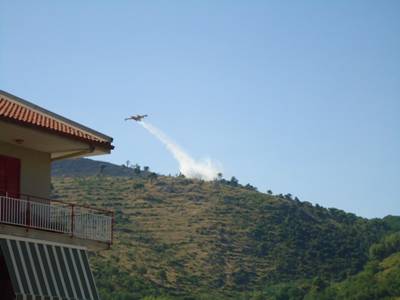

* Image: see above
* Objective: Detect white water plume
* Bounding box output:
[138,121,221,181]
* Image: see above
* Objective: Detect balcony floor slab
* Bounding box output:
[0,223,110,251]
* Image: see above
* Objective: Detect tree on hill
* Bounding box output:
[245,183,257,191]
[133,164,141,174]
[98,164,106,176]
[369,232,400,260]
[148,172,158,183]
[229,176,239,187]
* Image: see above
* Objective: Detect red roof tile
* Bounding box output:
[0,95,113,149]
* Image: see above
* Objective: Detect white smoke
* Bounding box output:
[138,121,221,181]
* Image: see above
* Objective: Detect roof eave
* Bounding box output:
[0,90,113,143]
[0,115,114,150]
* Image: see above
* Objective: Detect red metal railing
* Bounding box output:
[0,191,114,244]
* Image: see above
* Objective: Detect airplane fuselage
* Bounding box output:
[125,114,148,121]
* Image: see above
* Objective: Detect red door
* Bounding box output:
[0,155,21,198]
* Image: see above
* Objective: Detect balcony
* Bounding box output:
[0,193,113,250]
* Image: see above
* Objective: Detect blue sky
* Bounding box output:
[1,1,399,218]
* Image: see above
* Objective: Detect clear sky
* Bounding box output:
[1,1,399,218]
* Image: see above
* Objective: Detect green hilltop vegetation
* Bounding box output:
[52,157,151,177]
[51,158,400,300]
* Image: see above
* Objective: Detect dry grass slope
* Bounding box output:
[51,175,392,299]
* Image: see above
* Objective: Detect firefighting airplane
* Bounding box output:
[124,114,148,122]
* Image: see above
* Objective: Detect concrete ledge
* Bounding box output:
[0,223,110,251]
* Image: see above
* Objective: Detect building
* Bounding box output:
[0,90,114,300]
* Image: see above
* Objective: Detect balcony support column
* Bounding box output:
[71,204,75,238]
[26,196,30,232]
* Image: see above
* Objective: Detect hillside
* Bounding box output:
[51,159,400,299]
[52,157,152,177]
[304,232,400,300]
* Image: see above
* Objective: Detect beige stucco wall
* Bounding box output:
[0,141,51,198]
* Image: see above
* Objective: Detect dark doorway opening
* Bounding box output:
[0,248,16,300]
[0,155,22,224]
[0,154,21,198]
